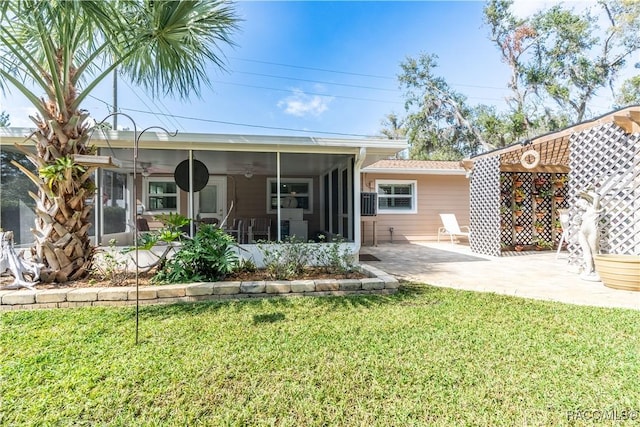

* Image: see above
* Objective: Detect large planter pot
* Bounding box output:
[593,254,640,292]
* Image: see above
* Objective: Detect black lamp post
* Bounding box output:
[94,113,177,344]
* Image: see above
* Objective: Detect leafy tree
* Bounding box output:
[485,0,640,123]
[0,1,238,282]
[379,113,408,158]
[392,0,639,161]
[398,53,492,160]
[0,110,9,127]
[379,113,406,140]
[616,75,640,106]
[483,0,536,122]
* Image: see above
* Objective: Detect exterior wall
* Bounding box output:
[136,174,323,240]
[226,175,322,240]
[360,173,470,243]
[107,151,357,243]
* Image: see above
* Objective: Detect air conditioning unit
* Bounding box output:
[361,192,377,216]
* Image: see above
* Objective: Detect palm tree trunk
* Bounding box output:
[16,110,97,283]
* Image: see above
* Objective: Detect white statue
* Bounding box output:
[576,188,602,281]
[0,231,41,289]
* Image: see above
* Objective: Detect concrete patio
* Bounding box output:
[359,242,639,310]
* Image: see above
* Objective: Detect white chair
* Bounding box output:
[556,209,570,259]
[437,213,470,244]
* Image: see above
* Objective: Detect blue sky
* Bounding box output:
[0,1,623,138]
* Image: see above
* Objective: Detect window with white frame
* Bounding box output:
[143,177,179,213]
[376,180,417,214]
[267,178,312,214]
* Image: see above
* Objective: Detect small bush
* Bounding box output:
[257,236,358,280]
[91,239,128,286]
[155,212,191,242]
[314,234,357,274]
[258,237,313,280]
[236,257,257,273]
[153,224,239,283]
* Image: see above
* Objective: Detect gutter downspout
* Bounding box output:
[353,147,366,255]
[277,152,281,241]
[188,150,195,237]
[95,149,102,245]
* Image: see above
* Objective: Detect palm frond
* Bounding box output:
[2,0,239,114]
[119,0,240,99]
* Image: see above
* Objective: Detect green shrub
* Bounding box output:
[236,257,257,273]
[314,234,358,274]
[257,237,313,280]
[91,239,128,285]
[156,212,191,242]
[257,236,359,280]
[153,224,239,284]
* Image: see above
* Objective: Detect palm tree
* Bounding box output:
[0,0,238,282]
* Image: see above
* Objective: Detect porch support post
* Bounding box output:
[188,150,195,237]
[353,147,366,252]
[277,151,281,241]
[94,151,102,246]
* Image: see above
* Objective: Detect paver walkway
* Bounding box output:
[360,242,639,310]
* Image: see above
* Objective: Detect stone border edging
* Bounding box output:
[0,265,398,311]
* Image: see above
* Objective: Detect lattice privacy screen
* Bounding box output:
[470,156,501,256]
[498,172,567,249]
[568,123,640,269]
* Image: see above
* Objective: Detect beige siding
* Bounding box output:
[361,173,470,243]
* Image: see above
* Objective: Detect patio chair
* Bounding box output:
[437,213,470,244]
[224,218,246,243]
[248,218,271,242]
[556,209,570,259]
[136,217,151,232]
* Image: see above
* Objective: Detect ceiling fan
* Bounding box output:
[227,162,264,178]
[115,159,174,175]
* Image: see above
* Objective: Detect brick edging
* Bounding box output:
[0,265,398,311]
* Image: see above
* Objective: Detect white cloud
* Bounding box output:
[277,89,333,118]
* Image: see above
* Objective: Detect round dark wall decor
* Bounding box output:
[174,159,209,192]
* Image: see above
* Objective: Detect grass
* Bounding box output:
[1,283,639,426]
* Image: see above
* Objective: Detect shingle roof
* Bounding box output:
[364,159,464,171]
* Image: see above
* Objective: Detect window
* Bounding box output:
[102,170,128,234]
[267,178,312,214]
[376,180,417,214]
[144,177,179,213]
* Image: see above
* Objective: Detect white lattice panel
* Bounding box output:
[470,156,501,256]
[568,123,640,270]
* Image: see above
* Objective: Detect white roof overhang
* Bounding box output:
[1,128,407,175]
[0,128,406,156]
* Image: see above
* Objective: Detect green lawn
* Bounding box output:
[1,283,639,426]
